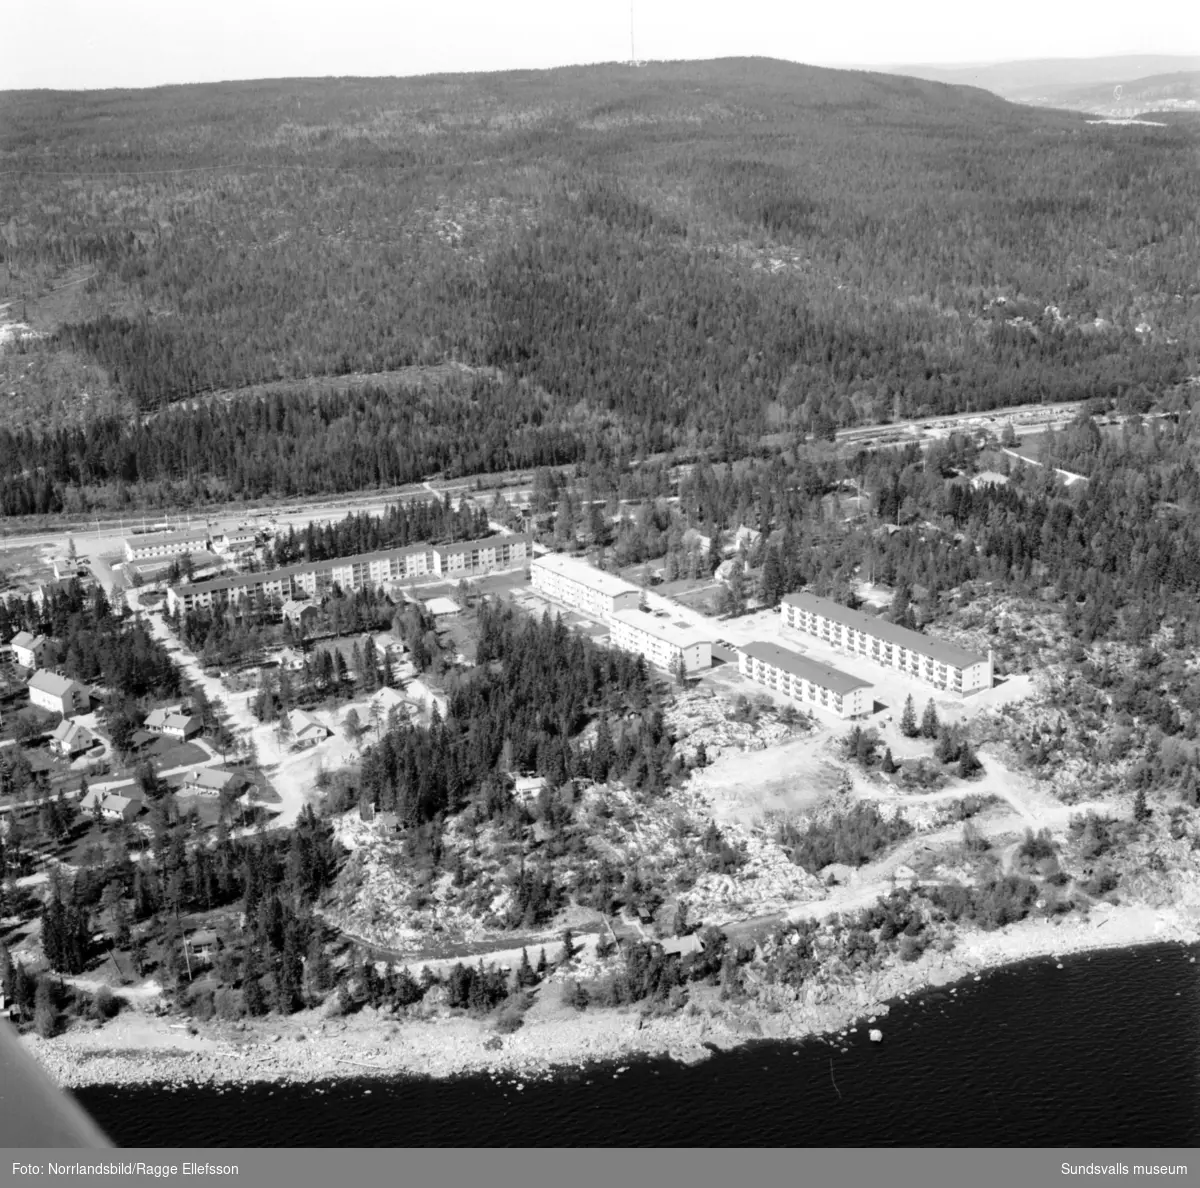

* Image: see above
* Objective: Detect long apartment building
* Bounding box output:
[166,534,531,616]
[739,641,873,719]
[530,553,643,618]
[780,591,992,696]
[432,532,532,576]
[609,609,712,674]
[125,529,211,562]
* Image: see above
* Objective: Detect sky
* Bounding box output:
[2,0,1198,90]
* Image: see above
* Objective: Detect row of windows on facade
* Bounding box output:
[788,611,964,683]
[748,660,843,707]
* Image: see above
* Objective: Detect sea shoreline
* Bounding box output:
[25,901,1200,1091]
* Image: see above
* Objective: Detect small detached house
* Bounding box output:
[288,709,332,746]
[185,930,220,963]
[11,631,50,670]
[49,719,98,758]
[80,786,144,823]
[660,934,705,959]
[282,600,320,632]
[181,767,246,797]
[144,704,184,733]
[28,670,90,717]
[512,774,548,801]
[161,712,202,742]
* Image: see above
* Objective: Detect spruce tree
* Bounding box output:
[899,695,918,738]
[958,743,982,778]
[1133,787,1151,823]
[920,699,940,740]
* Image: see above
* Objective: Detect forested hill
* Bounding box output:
[1,59,1197,509]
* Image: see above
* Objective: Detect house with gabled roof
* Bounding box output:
[288,708,332,746]
[180,767,246,797]
[11,631,50,670]
[28,670,90,717]
[49,719,99,758]
[80,785,144,823]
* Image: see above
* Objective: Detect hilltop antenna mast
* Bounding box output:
[630,0,637,66]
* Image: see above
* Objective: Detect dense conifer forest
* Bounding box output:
[2,60,1197,511]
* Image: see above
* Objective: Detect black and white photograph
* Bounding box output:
[0,0,1198,1170]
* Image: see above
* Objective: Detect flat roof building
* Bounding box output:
[530,553,643,619]
[780,591,992,696]
[609,609,712,675]
[738,640,873,720]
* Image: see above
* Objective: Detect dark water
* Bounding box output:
[77,943,1200,1147]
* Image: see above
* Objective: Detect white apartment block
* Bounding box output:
[609,609,712,674]
[738,641,873,719]
[124,530,211,562]
[212,529,258,554]
[167,544,434,615]
[432,533,532,576]
[165,535,531,616]
[28,669,90,717]
[530,553,643,619]
[780,592,992,696]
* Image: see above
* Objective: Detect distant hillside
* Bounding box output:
[0,57,1197,512]
[889,55,1200,102]
[1031,70,1200,118]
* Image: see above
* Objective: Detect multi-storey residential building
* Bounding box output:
[609,609,712,674]
[28,669,90,717]
[166,543,434,615]
[10,631,50,670]
[124,530,211,562]
[530,553,643,619]
[212,529,258,554]
[738,641,873,719]
[432,533,532,575]
[779,591,992,695]
[166,535,532,616]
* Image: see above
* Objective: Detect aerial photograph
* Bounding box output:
[1,0,1198,1161]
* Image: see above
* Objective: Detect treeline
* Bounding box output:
[0,379,588,515]
[267,499,492,568]
[5,62,1197,508]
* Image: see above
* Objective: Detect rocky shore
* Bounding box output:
[25,902,1200,1091]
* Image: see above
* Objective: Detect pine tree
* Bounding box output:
[536,947,548,976]
[1133,786,1151,823]
[899,695,918,738]
[920,699,940,740]
[881,747,897,774]
[560,928,575,964]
